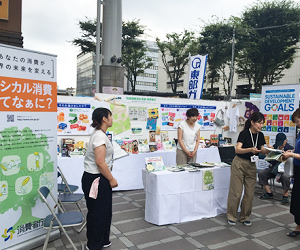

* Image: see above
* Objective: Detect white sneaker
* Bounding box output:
[103,241,112,248]
[243,221,252,226]
[86,241,111,249]
[227,220,236,226]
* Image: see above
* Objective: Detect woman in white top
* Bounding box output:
[82,108,118,250]
[176,108,201,165]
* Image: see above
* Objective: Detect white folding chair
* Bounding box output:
[38,186,84,250]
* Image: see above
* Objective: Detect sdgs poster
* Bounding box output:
[0,44,57,249]
[260,84,300,146]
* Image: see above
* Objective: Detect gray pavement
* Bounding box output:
[33,186,300,250]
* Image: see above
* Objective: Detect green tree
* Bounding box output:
[236,0,300,93]
[122,20,153,93]
[198,17,235,96]
[0,127,54,230]
[71,18,152,92]
[71,17,99,54]
[156,30,197,94]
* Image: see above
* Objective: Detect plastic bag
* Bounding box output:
[214,110,225,127]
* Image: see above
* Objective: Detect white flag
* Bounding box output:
[188,54,208,99]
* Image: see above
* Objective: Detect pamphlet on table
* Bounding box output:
[145,156,165,171]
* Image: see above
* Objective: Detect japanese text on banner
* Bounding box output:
[0,76,57,112]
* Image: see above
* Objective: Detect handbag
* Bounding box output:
[271,161,281,175]
[214,109,225,127]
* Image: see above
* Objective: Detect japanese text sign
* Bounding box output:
[0,44,57,112]
[188,54,208,99]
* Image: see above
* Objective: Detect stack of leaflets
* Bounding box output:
[166,166,185,172]
[188,162,215,168]
[264,148,283,161]
[264,148,283,162]
[184,165,201,172]
[214,162,231,167]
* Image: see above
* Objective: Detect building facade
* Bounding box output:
[0,0,23,47]
[76,52,96,96]
[130,40,159,92]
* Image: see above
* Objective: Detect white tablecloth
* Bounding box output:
[142,166,230,225]
[57,147,221,192]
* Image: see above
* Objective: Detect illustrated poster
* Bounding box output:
[145,156,165,171]
[160,104,216,130]
[128,106,147,121]
[57,103,90,135]
[202,169,214,190]
[260,84,300,146]
[0,44,57,248]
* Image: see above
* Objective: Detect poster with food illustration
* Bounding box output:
[57,103,90,135]
[160,104,217,131]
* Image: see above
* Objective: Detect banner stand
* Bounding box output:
[3,230,60,250]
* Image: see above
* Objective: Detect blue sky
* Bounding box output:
[22,0,260,90]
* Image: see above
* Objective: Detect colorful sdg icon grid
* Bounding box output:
[262,114,296,133]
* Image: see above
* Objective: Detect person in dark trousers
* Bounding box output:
[227,111,270,227]
[82,108,118,249]
[283,108,300,237]
[258,132,294,205]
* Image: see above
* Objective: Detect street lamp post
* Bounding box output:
[228,28,235,100]
[95,0,102,94]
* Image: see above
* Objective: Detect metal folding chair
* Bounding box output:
[38,186,84,250]
[57,166,79,194]
[57,166,86,233]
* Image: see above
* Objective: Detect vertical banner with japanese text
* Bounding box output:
[260,84,300,146]
[188,54,208,99]
[0,44,57,249]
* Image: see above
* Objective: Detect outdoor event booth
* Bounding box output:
[2,76,299,249]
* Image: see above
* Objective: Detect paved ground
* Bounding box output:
[33,186,300,250]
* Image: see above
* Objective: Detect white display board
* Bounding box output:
[0,44,57,249]
[56,94,263,150]
[94,93,225,142]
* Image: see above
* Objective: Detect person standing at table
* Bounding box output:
[283,108,300,237]
[176,108,200,165]
[227,111,269,226]
[258,132,294,205]
[82,108,118,250]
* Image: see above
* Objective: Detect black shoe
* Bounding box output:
[259,193,273,199]
[281,196,290,205]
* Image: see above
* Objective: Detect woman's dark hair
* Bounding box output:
[91,108,112,129]
[186,108,199,118]
[244,111,265,130]
[292,108,300,123]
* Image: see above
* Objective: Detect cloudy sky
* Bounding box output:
[22,0,258,90]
